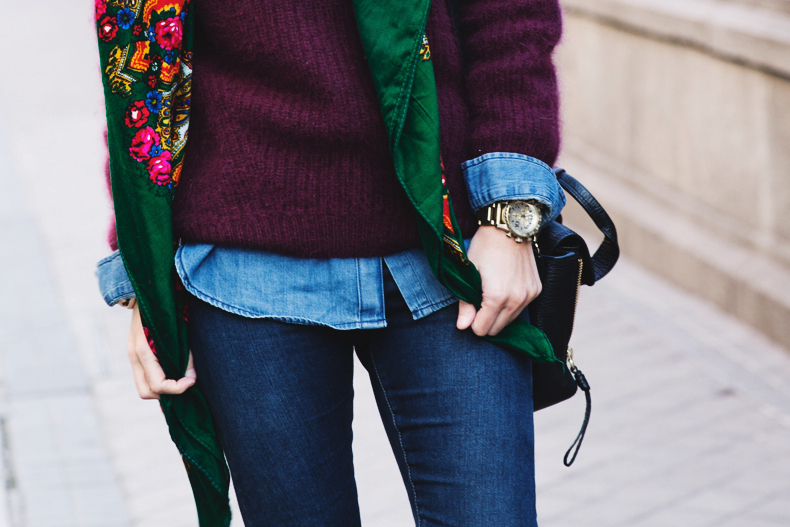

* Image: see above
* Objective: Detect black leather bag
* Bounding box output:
[526,168,620,464]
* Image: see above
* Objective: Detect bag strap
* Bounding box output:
[554,168,620,283]
[563,366,591,467]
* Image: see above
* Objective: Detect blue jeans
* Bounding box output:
[188,269,537,526]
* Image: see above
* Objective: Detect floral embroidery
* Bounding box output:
[145,90,163,113]
[125,100,150,128]
[116,8,135,30]
[145,25,157,42]
[98,15,119,42]
[154,17,183,51]
[95,0,107,21]
[129,126,160,161]
[147,150,173,186]
[419,35,431,61]
[98,0,193,196]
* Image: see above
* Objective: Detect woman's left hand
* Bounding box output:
[456,225,542,336]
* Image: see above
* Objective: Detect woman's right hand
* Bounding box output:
[127,303,196,399]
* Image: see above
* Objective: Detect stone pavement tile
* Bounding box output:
[749,494,790,523]
[8,395,129,527]
[91,375,201,526]
[538,480,688,527]
[627,506,728,527]
[92,373,247,526]
[676,486,769,518]
[711,514,788,527]
[601,393,751,453]
[535,492,574,521]
[23,489,74,527]
[535,258,790,527]
[600,261,790,418]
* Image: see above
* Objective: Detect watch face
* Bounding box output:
[504,201,540,238]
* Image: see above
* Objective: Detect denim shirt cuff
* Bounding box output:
[461,152,566,223]
[96,250,135,307]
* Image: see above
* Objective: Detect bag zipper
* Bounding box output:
[569,258,584,339]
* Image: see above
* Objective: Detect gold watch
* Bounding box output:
[476,200,542,243]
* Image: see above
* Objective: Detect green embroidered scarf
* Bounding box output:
[96,0,555,524]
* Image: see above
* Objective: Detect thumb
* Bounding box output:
[456,300,477,330]
[185,351,196,380]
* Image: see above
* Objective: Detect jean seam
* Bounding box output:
[369,353,421,526]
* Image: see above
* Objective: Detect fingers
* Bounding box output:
[138,346,195,395]
[487,296,528,336]
[128,344,159,400]
[471,290,520,337]
[127,305,196,400]
[456,300,477,330]
[185,350,196,381]
[471,274,543,337]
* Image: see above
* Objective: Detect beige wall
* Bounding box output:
[555,0,790,348]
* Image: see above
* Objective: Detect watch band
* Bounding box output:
[476,200,542,243]
[476,202,507,228]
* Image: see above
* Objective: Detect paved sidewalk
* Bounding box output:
[534,257,790,527]
[1,0,789,525]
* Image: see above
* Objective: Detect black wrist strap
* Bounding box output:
[563,366,591,467]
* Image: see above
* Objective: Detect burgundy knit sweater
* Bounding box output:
[169,0,562,258]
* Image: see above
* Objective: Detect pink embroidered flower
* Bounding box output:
[147,150,173,185]
[98,15,118,42]
[129,127,160,162]
[124,101,150,128]
[154,17,183,51]
[95,0,106,21]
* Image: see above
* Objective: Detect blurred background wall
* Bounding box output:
[555,0,790,349]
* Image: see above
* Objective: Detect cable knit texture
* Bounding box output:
[170,0,562,258]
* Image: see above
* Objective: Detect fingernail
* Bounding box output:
[185,368,197,379]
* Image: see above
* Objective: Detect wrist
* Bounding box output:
[475,225,533,251]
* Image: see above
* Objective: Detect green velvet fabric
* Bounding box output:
[97,0,554,524]
[351,0,556,360]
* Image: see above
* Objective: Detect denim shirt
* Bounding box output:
[97,153,565,326]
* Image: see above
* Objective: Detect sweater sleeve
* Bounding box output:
[454,0,562,166]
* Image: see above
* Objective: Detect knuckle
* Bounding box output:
[509,295,526,310]
[486,292,506,306]
[524,286,538,302]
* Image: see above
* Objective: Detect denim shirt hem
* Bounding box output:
[178,274,390,330]
[174,245,396,330]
